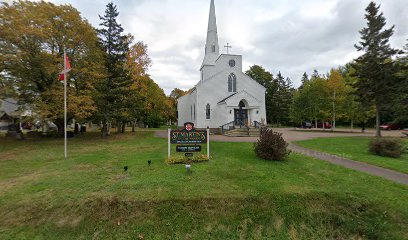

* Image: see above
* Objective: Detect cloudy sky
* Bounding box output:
[13,0,408,94]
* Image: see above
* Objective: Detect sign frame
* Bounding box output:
[168,122,210,160]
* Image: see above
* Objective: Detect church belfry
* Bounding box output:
[201,0,219,69]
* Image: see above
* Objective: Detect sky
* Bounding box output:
[8,0,407,94]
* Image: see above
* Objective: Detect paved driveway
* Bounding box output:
[156,128,404,143]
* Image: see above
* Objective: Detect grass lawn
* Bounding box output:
[1,133,408,239]
[295,137,408,174]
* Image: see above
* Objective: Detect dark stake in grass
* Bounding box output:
[124,166,128,172]
[148,160,151,168]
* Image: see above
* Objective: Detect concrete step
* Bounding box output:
[223,128,260,137]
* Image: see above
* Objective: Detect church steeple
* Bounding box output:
[201,0,219,69]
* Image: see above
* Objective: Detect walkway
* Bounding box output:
[290,144,408,185]
[156,128,408,185]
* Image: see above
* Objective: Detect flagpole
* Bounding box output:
[64,49,67,160]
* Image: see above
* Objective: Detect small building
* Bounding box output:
[177,0,267,130]
[0,98,19,131]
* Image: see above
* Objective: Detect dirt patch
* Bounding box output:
[0,172,45,194]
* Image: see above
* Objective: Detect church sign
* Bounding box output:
[170,122,207,144]
[167,122,210,160]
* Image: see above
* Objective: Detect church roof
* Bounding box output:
[218,90,262,107]
[0,98,18,116]
[217,93,238,104]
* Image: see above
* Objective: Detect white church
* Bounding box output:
[177,0,267,131]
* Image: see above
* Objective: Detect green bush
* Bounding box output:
[254,127,290,161]
[166,155,209,165]
[369,137,404,158]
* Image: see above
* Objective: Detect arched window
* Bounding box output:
[206,104,211,119]
[228,73,237,92]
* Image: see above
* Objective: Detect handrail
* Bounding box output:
[253,121,262,129]
[220,121,235,135]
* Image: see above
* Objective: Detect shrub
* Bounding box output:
[254,127,290,161]
[369,137,404,158]
[166,155,209,165]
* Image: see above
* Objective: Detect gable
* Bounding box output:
[218,90,262,107]
[197,69,266,94]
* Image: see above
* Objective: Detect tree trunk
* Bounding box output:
[132,120,137,132]
[102,120,110,137]
[55,119,64,138]
[116,121,121,133]
[375,105,381,137]
[121,121,126,133]
[350,119,354,130]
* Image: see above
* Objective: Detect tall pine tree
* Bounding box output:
[353,1,400,137]
[97,2,132,136]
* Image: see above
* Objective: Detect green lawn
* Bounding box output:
[1,133,408,239]
[295,137,408,174]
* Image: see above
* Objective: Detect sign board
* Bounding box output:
[170,122,207,144]
[168,122,210,160]
[176,145,202,153]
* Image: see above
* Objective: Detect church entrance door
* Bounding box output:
[234,101,248,126]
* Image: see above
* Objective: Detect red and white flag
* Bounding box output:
[58,53,71,81]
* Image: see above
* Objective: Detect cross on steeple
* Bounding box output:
[224,43,232,54]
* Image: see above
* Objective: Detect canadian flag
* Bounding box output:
[58,53,71,81]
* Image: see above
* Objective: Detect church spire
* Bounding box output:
[201,0,219,68]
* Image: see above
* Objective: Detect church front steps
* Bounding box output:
[223,127,260,137]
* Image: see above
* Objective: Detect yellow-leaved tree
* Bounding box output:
[0,1,105,136]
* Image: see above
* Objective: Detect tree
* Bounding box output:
[169,88,187,124]
[311,69,320,79]
[125,41,152,132]
[274,72,293,125]
[392,40,408,125]
[327,69,347,129]
[96,2,132,136]
[143,77,168,128]
[353,2,400,137]
[245,65,275,124]
[0,1,104,136]
[299,72,309,90]
[290,74,330,127]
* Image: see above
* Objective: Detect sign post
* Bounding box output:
[168,128,171,159]
[207,128,210,160]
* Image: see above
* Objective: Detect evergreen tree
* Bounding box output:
[392,40,408,125]
[274,72,293,125]
[299,72,309,90]
[311,69,320,79]
[97,2,132,136]
[353,1,400,137]
[245,65,275,123]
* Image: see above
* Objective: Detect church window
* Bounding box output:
[194,104,196,120]
[228,73,237,92]
[229,59,236,67]
[212,45,216,52]
[206,104,211,119]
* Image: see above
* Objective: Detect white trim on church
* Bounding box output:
[177,0,267,129]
